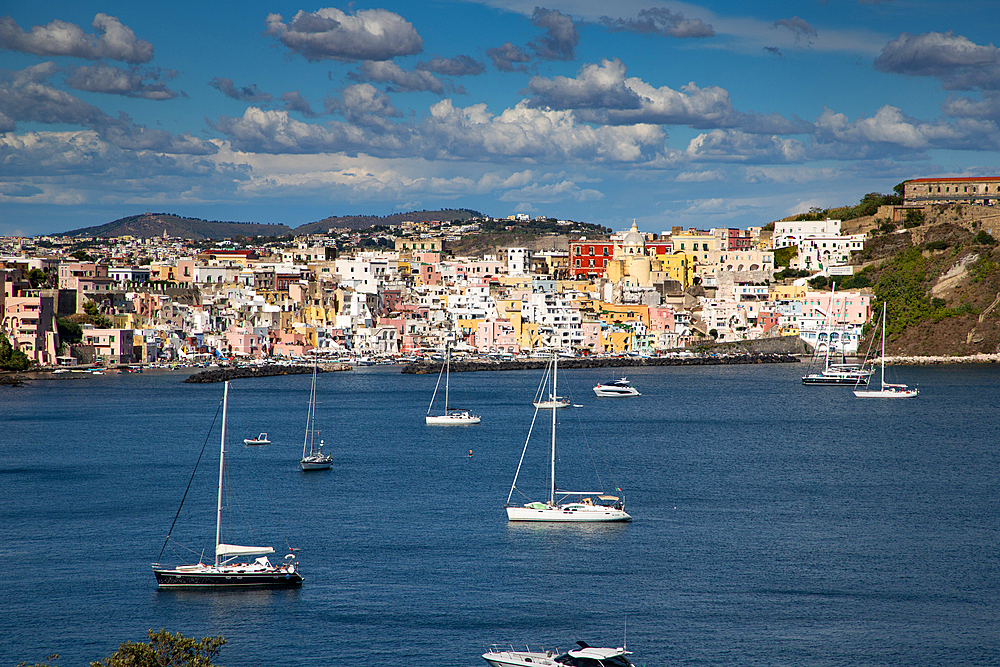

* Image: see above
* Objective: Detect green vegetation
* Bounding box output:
[17,630,225,667]
[27,268,50,288]
[82,301,113,329]
[773,245,797,268]
[903,209,925,228]
[925,240,949,251]
[0,331,31,371]
[790,190,902,223]
[975,230,996,246]
[57,317,82,344]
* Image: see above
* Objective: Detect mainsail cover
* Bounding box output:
[216,543,275,557]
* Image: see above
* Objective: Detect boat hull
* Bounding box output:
[532,400,570,409]
[506,505,632,522]
[593,388,640,397]
[426,413,481,425]
[152,568,303,588]
[802,374,869,385]
[853,388,918,398]
[300,458,332,470]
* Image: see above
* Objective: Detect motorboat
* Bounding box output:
[243,433,270,446]
[151,381,303,588]
[593,377,640,397]
[483,641,635,667]
[506,354,632,523]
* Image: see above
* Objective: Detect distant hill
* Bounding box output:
[62,213,294,240]
[58,209,484,240]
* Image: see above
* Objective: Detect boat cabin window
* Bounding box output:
[555,655,633,667]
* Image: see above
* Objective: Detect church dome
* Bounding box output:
[622,221,645,254]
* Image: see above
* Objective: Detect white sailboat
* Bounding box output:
[506,354,632,522]
[532,354,571,409]
[802,284,873,386]
[301,361,333,470]
[854,303,919,398]
[151,381,303,588]
[426,344,481,425]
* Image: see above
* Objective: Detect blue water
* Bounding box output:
[2,363,999,666]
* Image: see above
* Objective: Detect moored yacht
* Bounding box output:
[483,641,635,667]
[593,377,640,397]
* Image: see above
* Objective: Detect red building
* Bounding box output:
[568,239,673,278]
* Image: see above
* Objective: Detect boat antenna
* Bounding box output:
[156,395,224,563]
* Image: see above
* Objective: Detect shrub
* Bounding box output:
[925,240,949,251]
[975,230,996,245]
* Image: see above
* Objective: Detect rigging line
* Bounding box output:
[156,395,224,564]
[506,404,542,506]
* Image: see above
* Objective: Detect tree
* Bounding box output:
[27,268,50,289]
[71,250,96,262]
[83,301,113,329]
[0,332,31,371]
[89,630,225,667]
[18,630,226,667]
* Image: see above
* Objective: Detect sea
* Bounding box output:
[1,361,999,667]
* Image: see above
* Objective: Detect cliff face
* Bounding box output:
[848,207,1000,357]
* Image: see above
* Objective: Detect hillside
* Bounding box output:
[843,207,1000,357]
[63,213,294,240]
[58,209,485,240]
[295,209,482,235]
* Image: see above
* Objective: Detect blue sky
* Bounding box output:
[3,0,1000,237]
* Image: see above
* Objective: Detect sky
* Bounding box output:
[3,0,1000,238]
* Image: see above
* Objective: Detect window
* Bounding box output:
[588,246,594,255]
[603,247,609,256]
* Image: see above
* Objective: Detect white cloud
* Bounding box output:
[0,13,154,63]
[265,8,423,62]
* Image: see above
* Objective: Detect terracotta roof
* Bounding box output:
[908,177,1000,183]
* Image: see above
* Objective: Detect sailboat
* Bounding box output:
[151,381,303,588]
[854,303,918,398]
[506,354,632,522]
[426,344,481,425]
[532,354,571,409]
[301,360,333,470]
[802,284,873,386]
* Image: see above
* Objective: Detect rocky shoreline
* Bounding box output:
[400,352,800,374]
[883,353,1000,365]
[182,363,352,383]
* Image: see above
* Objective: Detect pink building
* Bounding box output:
[81,328,135,364]
[802,290,871,325]
[649,305,676,332]
[225,326,265,357]
[475,320,520,354]
[59,262,113,295]
[2,267,60,365]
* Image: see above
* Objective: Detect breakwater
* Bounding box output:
[183,363,351,383]
[401,352,799,374]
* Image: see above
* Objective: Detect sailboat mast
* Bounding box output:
[550,354,557,505]
[880,302,886,389]
[444,343,450,412]
[215,381,229,567]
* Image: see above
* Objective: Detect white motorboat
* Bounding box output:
[426,343,481,425]
[532,355,571,409]
[506,354,632,523]
[854,303,919,398]
[151,381,303,588]
[243,432,270,446]
[593,377,640,397]
[301,361,333,470]
[483,641,635,667]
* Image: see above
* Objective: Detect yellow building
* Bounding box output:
[654,252,694,288]
[598,303,650,327]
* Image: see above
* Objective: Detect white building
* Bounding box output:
[772,218,841,249]
[521,291,584,350]
[796,234,866,272]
